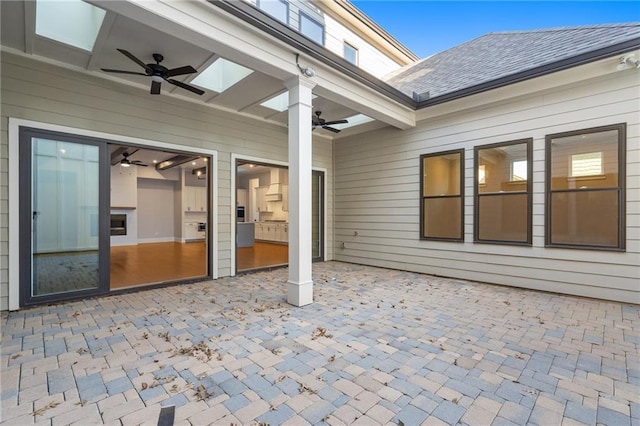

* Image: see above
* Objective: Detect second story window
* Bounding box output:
[344,42,358,65]
[257,0,288,24]
[299,12,324,45]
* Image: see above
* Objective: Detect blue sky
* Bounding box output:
[350,1,640,58]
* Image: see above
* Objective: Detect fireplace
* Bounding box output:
[110,214,127,236]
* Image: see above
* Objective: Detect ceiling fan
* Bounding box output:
[312,111,348,133]
[118,151,148,168]
[101,49,205,96]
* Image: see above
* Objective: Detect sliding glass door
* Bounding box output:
[20,129,110,306]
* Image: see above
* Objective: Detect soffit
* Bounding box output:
[0,0,416,138]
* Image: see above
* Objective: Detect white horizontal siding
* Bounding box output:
[334,69,640,303]
[0,52,334,310]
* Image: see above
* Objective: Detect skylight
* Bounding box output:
[35,0,106,51]
[261,92,289,112]
[191,58,253,93]
[331,114,374,130]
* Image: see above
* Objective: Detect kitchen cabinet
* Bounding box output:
[255,222,288,243]
[184,222,205,241]
[185,186,207,212]
[256,186,271,212]
[237,188,247,207]
[281,184,288,211]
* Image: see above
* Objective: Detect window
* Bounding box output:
[344,42,358,65]
[257,0,288,24]
[299,13,324,45]
[191,58,253,93]
[546,123,625,250]
[420,150,464,241]
[475,140,532,245]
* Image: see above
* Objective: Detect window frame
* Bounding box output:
[256,0,289,25]
[299,12,324,45]
[474,139,533,246]
[419,149,465,242]
[545,123,626,251]
[344,41,359,65]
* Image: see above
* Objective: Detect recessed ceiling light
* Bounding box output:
[153,160,158,164]
[192,161,196,165]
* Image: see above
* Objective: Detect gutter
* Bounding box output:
[207,1,639,113]
[415,37,640,109]
[208,0,417,109]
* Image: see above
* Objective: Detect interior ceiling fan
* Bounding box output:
[111,148,148,167]
[101,49,205,96]
[312,111,348,133]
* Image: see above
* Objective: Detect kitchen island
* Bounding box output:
[237,222,255,247]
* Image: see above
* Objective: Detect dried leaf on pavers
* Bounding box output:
[32,401,61,416]
[172,341,213,361]
[10,354,21,359]
[311,327,333,339]
[141,382,148,390]
[74,400,86,407]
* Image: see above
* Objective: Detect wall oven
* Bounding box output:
[236,206,245,222]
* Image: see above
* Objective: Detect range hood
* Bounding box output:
[265,169,287,201]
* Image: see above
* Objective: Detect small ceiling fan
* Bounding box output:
[312,111,348,133]
[101,49,205,96]
[118,151,148,167]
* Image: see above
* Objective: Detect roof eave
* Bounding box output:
[416,37,640,109]
[208,0,417,109]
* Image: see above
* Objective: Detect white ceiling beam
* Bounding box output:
[87,0,415,130]
[87,11,117,71]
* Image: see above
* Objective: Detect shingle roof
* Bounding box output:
[384,23,640,101]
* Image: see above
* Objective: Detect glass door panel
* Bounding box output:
[20,129,108,306]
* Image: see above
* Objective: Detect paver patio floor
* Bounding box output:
[1,261,639,425]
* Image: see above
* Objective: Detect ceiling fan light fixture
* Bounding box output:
[120,160,131,167]
[151,75,163,83]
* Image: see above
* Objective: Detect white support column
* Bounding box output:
[285,76,316,306]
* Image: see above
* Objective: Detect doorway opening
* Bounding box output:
[235,159,324,273]
[109,145,210,289]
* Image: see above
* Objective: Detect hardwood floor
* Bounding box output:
[237,241,288,271]
[110,240,287,289]
[110,242,206,289]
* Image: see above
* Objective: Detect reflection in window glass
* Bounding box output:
[511,160,527,181]
[420,150,464,241]
[546,124,624,249]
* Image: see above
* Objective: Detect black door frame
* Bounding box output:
[19,127,111,307]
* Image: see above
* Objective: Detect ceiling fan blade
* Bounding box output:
[131,161,148,167]
[165,65,197,77]
[151,80,161,95]
[117,48,151,72]
[101,69,148,76]
[167,79,205,95]
[323,119,348,126]
[322,125,341,133]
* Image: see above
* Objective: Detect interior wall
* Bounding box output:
[0,52,334,310]
[334,69,639,303]
[136,178,177,243]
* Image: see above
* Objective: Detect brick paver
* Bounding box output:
[1,262,638,425]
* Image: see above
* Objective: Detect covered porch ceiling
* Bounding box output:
[0,0,416,139]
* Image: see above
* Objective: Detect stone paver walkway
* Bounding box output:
[1,262,639,425]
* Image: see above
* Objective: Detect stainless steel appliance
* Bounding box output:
[236,206,245,222]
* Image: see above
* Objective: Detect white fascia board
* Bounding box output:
[88,0,415,129]
[415,52,640,123]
